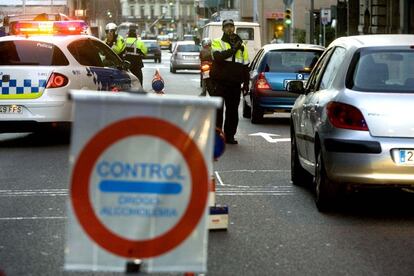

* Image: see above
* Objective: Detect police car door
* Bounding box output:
[67,38,134,92]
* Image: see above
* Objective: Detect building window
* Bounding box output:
[150,5,155,19]
[140,6,145,19]
[130,6,135,17]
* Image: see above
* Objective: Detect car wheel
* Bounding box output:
[290,126,313,186]
[314,149,340,212]
[154,58,157,63]
[170,65,176,73]
[251,97,263,124]
[158,58,162,63]
[242,99,251,118]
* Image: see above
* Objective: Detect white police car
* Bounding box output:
[0,20,141,132]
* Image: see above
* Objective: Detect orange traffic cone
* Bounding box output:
[152,68,165,94]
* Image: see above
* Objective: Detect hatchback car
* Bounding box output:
[141,39,162,63]
[170,42,200,73]
[289,34,414,211]
[243,43,324,123]
[0,20,140,132]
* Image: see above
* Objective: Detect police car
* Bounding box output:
[0,20,141,132]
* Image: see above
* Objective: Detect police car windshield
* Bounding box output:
[0,40,69,66]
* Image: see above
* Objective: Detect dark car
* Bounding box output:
[141,39,162,63]
[243,43,324,123]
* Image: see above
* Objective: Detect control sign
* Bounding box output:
[65,91,221,273]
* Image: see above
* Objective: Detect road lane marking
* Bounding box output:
[0,216,66,220]
[213,170,294,196]
[0,189,68,196]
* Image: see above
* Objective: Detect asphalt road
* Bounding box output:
[0,51,414,276]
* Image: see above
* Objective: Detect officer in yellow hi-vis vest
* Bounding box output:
[210,19,250,145]
[124,28,148,85]
[104,23,126,57]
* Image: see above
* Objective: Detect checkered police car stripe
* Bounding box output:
[0,79,47,95]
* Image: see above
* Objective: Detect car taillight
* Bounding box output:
[46,73,68,89]
[326,102,369,131]
[255,72,271,91]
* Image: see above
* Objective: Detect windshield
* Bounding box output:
[348,48,414,93]
[264,50,322,73]
[0,40,69,66]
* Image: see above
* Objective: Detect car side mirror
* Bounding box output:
[287,80,304,94]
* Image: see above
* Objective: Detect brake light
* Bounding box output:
[255,72,271,91]
[46,73,68,88]
[326,102,369,131]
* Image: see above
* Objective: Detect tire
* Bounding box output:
[314,149,340,212]
[242,99,251,118]
[154,58,157,63]
[158,58,162,63]
[291,127,313,186]
[170,65,176,73]
[250,97,263,124]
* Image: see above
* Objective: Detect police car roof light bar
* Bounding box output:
[12,20,89,36]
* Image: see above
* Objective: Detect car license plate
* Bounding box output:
[284,79,306,89]
[399,149,414,164]
[184,56,196,59]
[0,105,22,114]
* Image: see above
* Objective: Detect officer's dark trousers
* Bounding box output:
[125,55,143,85]
[213,81,241,139]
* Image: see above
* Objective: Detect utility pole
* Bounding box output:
[253,0,258,22]
[309,0,314,44]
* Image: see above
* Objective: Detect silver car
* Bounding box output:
[169,42,200,73]
[289,34,414,211]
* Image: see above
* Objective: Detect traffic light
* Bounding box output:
[284,9,292,25]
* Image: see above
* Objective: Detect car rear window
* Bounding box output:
[264,50,322,73]
[236,28,254,40]
[0,40,69,66]
[177,44,200,52]
[348,48,414,92]
[144,42,159,48]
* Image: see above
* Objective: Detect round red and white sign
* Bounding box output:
[71,117,209,258]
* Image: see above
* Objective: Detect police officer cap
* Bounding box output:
[222,19,234,27]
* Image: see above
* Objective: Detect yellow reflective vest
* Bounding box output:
[211,38,249,65]
[105,35,126,56]
[125,37,148,56]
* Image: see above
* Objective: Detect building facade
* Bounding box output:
[119,0,198,39]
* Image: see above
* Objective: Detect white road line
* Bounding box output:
[218,193,293,196]
[217,169,290,173]
[0,216,66,221]
[214,171,224,186]
[0,189,68,196]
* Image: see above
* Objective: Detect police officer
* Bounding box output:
[124,28,148,85]
[104,23,126,57]
[210,19,249,144]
